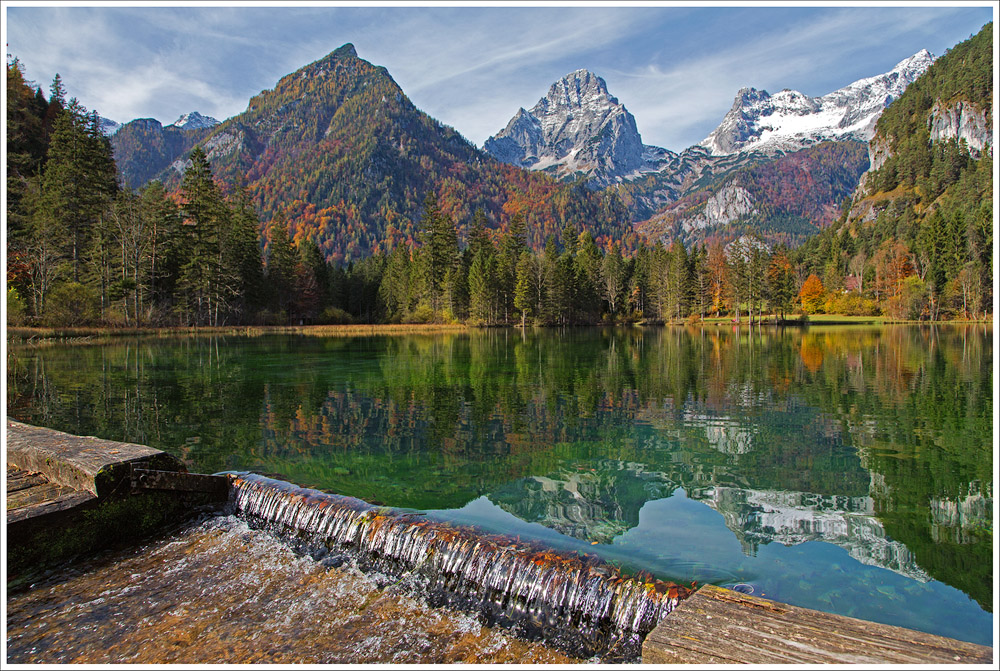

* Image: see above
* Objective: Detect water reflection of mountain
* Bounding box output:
[489,461,673,544]
[486,457,932,582]
[698,486,931,581]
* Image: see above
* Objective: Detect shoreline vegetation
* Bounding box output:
[6,315,992,344]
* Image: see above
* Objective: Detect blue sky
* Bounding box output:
[3,2,994,151]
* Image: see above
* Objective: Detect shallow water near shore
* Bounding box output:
[5,514,582,664]
[7,325,993,648]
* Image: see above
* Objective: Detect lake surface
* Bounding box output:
[7,325,993,648]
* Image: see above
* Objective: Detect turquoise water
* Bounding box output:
[7,325,993,645]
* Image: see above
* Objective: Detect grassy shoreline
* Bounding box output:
[6,316,992,344]
[5,323,470,343]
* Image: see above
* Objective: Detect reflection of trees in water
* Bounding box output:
[7,325,992,606]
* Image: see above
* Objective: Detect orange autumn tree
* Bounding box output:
[798,274,826,314]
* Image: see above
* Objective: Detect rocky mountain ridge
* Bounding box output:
[106,36,969,256]
[483,69,659,186]
[482,49,934,247]
[700,50,935,156]
[111,43,633,262]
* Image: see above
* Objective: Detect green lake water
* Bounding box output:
[6,325,993,646]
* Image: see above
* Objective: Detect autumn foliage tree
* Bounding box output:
[798,274,826,314]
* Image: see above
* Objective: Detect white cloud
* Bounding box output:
[5,3,991,149]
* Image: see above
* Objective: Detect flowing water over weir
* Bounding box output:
[229,473,692,660]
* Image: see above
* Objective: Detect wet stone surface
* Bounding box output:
[5,515,582,664]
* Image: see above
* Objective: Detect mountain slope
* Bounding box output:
[634,140,869,247]
[485,51,933,249]
[795,22,993,319]
[118,44,632,262]
[110,118,214,189]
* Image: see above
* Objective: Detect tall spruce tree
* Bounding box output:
[418,192,457,320]
[178,146,224,325]
[266,210,298,321]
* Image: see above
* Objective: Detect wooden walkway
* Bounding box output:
[642,584,993,664]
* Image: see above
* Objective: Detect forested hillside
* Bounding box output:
[795,22,993,320]
[634,140,869,248]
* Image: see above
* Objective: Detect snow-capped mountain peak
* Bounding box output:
[700,49,935,156]
[483,69,649,185]
[168,111,220,130]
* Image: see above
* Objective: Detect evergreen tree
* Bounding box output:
[6,58,46,242]
[540,235,560,324]
[664,241,690,322]
[38,98,117,283]
[468,242,496,324]
[726,239,749,323]
[514,250,537,327]
[266,209,298,321]
[140,180,183,312]
[418,191,457,320]
[497,212,529,323]
[299,237,330,309]
[746,239,769,322]
[466,208,491,260]
[689,244,711,320]
[379,243,414,321]
[225,188,265,322]
[767,248,796,321]
[601,243,625,318]
[574,231,603,323]
[177,146,216,323]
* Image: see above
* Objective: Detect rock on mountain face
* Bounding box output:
[634,140,870,248]
[927,100,992,156]
[700,50,935,156]
[484,69,660,186]
[168,111,220,130]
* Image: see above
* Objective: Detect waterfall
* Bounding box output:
[229,473,691,660]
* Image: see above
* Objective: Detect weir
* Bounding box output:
[228,472,692,660]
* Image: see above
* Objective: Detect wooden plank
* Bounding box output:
[6,420,185,497]
[643,585,993,665]
[7,482,76,510]
[7,490,98,525]
[6,468,51,492]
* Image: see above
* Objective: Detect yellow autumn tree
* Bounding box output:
[798,274,826,314]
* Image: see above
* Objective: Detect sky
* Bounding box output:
[3,2,995,152]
